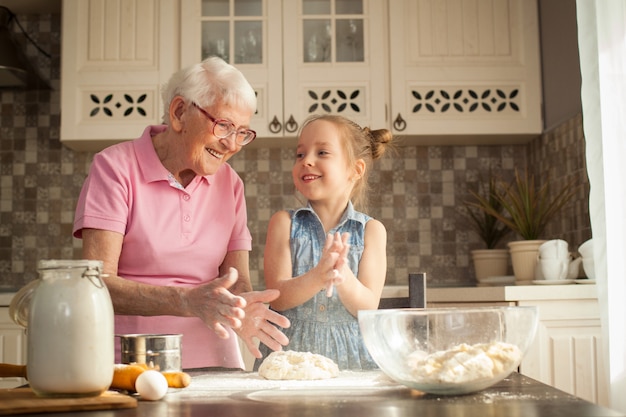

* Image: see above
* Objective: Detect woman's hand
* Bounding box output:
[183,268,248,339]
[235,290,291,358]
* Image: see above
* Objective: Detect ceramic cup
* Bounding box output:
[538,239,569,260]
[578,239,593,259]
[582,257,595,279]
[568,257,582,279]
[538,257,569,280]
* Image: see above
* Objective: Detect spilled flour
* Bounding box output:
[166,371,398,400]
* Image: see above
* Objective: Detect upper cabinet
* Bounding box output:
[60,0,180,151]
[59,0,542,151]
[388,0,543,144]
[180,0,388,146]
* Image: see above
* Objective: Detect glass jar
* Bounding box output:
[26,260,114,397]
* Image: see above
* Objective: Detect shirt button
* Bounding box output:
[183,215,191,222]
[319,305,326,312]
[183,194,190,201]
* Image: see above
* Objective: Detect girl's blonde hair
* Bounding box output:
[299,114,395,211]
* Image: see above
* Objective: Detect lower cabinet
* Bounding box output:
[518,299,608,407]
[0,307,27,389]
[427,298,608,407]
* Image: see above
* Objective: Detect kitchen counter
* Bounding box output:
[0,281,597,307]
[7,370,623,417]
[382,281,597,304]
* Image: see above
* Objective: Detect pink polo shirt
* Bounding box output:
[73,125,252,369]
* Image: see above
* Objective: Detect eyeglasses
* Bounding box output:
[192,102,257,146]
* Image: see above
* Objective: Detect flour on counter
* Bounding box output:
[168,370,397,400]
[407,342,522,384]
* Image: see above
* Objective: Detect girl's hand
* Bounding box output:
[322,232,350,296]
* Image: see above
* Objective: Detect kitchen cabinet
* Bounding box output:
[417,284,608,407]
[60,0,180,151]
[388,0,543,144]
[59,0,544,151]
[0,307,26,389]
[180,0,388,145]
[518,298,608,407]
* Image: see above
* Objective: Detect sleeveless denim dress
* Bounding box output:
[254,202,378,371]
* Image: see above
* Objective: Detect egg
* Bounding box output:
[135,370,168,401]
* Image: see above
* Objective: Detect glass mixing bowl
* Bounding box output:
[358,306,538,395]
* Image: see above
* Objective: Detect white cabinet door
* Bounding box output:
[60,0,180,151]
[518,299,609,407]
[281,0,388,138]
[388,0,542,143]
[181,0,388,144]
[0,308,27,389]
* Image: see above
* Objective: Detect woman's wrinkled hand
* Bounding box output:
[235,290,291,358]
[183,267,247,339]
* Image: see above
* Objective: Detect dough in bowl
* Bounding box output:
[258,350,339,380]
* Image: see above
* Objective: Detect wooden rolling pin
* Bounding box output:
[0,363,191,390]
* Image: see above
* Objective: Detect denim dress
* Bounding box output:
[254,202,378,371]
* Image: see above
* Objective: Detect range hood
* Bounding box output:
[0,6,49,90]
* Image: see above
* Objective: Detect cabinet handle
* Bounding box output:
[285,115,299,133]
[268,116,282,134]
[393,113,407,132]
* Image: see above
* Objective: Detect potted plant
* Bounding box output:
[463,173,512,282]
[471,169,581,282]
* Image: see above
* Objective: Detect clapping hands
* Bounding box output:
[321,232,350,297]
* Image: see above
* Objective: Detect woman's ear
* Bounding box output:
[169,96,187,132]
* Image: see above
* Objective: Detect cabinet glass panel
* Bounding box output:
[200,0,263,65]
[202,0,262,16]
[336,19,363,62]
[303,0,331,15]
[202,0,229,16]
[234,0,262,16]
[302,0,364,63]
[303,19,332,62]
[202,21,230,61]
[234,21,263,64]
[336,0,362,14]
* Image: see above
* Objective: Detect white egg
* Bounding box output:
[135,370,168,401]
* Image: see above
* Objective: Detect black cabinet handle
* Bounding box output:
[393,113,406,132]
[285,115,298,133]
[268,116,282,133]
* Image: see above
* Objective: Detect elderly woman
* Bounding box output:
[73,57,290,370]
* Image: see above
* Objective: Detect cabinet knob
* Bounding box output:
[393,113,407,132]
[268,116,282,133]
[285,115,299,133]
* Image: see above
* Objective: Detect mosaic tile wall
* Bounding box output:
[0,14,591,292]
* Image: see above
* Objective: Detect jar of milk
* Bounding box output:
[27,260,114,397]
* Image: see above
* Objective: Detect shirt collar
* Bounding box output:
[134,125,215,185]
[294,201,364,230]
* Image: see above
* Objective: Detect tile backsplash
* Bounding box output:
[0,14,591,291]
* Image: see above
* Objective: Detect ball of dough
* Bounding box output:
[258,350,339,380]
[135,370,168,401]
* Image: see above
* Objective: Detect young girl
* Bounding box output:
[254,114,394,370]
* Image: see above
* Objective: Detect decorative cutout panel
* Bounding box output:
[304,87,365,116]
[81,90,156,122]
[408,85,522,117]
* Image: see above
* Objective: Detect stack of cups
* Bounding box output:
[537,239,570,281]
[578,239,595,279]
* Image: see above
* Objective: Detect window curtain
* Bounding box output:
[576,0,626,413]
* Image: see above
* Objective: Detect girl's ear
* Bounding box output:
[169,96,187,132]
[353,158,366,181]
